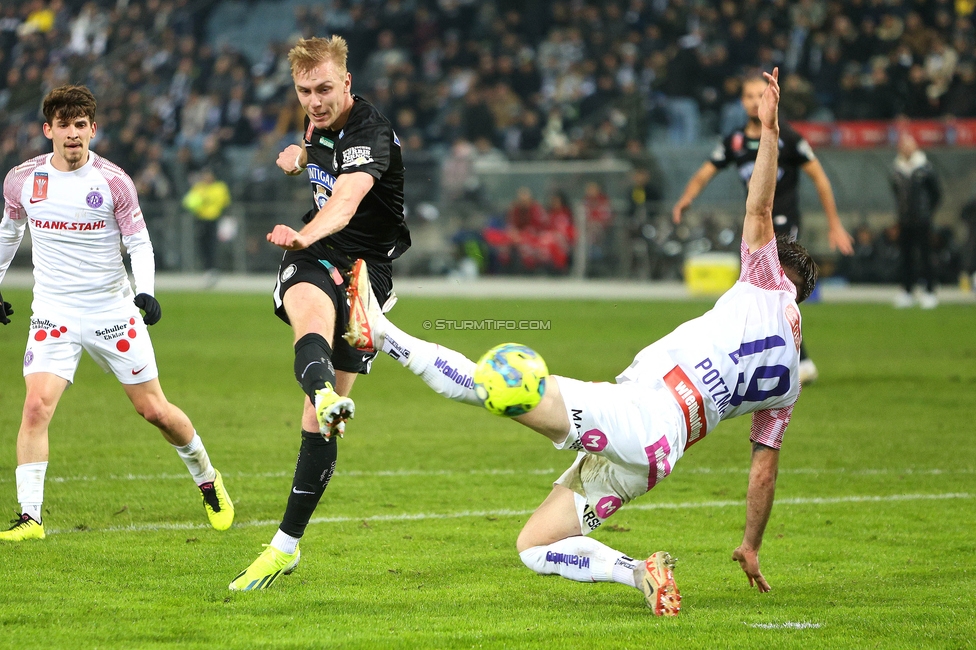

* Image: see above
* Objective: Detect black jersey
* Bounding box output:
[709,122,816,223]
[301,95,410,261]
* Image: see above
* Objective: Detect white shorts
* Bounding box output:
[23,304,159,385]
[552,375,686,535]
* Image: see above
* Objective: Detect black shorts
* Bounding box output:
[273,244,393,374]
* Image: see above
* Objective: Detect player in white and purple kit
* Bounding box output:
[0,85,234,541]
[345,69,814,614]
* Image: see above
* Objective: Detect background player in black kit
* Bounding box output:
[229,36,409,591]
[672,74,854,385]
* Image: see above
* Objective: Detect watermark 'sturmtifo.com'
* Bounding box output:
[423,319,551,331]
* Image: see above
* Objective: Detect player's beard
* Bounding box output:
[61,141,87,166]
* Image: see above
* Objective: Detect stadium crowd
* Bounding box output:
[2,1,976,170]
[0,0,973,278]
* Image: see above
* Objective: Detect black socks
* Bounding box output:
[279,430,338,538]
[294,333,336,400]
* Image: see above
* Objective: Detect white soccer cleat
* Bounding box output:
[798,359,819,385]
[918,291,938,310]
[343,258,385,352]
[893,290,915,309]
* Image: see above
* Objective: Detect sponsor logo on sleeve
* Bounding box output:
[30,172,49,203]
[341,146,374,169]
[785,304,802,350]
[663,365,707,450]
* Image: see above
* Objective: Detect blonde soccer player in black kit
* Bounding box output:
[229,36,410,591]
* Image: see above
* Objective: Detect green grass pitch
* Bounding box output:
[0,288,973,648]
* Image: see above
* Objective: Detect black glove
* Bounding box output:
[0,291,11,325]
[134,293,161,326]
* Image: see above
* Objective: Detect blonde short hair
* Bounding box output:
[288,36,349,78]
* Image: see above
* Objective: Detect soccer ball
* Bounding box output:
[473,343,549,417]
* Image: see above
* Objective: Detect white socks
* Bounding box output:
[379,316,482,406]
[173,432,217,485]
[16,461,48,523]
[271,528,300,554]
[519,536,641,588]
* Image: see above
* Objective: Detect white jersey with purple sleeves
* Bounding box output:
[1,152,149,312]
[616,237,801,449]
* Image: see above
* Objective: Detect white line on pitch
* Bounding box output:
[45,492,973,536]
[1,466,972,485]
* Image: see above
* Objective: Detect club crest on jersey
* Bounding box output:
[32,172,48,202]
[86,190,103,209]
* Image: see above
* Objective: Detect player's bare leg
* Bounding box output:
[512,379,570,443]
[124,379,195,446]
[516,485,583,551]
[16,373,68,465]
[1,373,67,540]
[123,379,233,530]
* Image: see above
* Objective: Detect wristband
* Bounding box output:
[294,152,305,171]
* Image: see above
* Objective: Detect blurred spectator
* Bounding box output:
[483,186,546,273]
[961,193,976,293]
[943,62,976,117]
[542,191,575,273]
[890,133,941,309]
[0,0,973,223]
[780,74,817,120]
[582,181,614,274]
[183,168,231,274]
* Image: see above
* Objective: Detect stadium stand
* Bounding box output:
[0,0,974,281]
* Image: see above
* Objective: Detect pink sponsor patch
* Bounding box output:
[595,495,622,519]
[581,429,608,452]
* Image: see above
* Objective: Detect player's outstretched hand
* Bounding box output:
[277,144,306,176]
[0,291,12,325]
[829,224,856,256]
[732,545,771,593]
[672,200,688,224]
[758,67,780,131]
[267,224,309,251]
[135,293,162,326]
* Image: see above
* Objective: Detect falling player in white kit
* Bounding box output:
[344,69,814,614]
[0,85,234,541]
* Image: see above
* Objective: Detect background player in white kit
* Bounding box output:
[345,69,812,614]
[0,85,234,541]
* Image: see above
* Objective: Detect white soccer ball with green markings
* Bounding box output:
[473,343,549,417]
